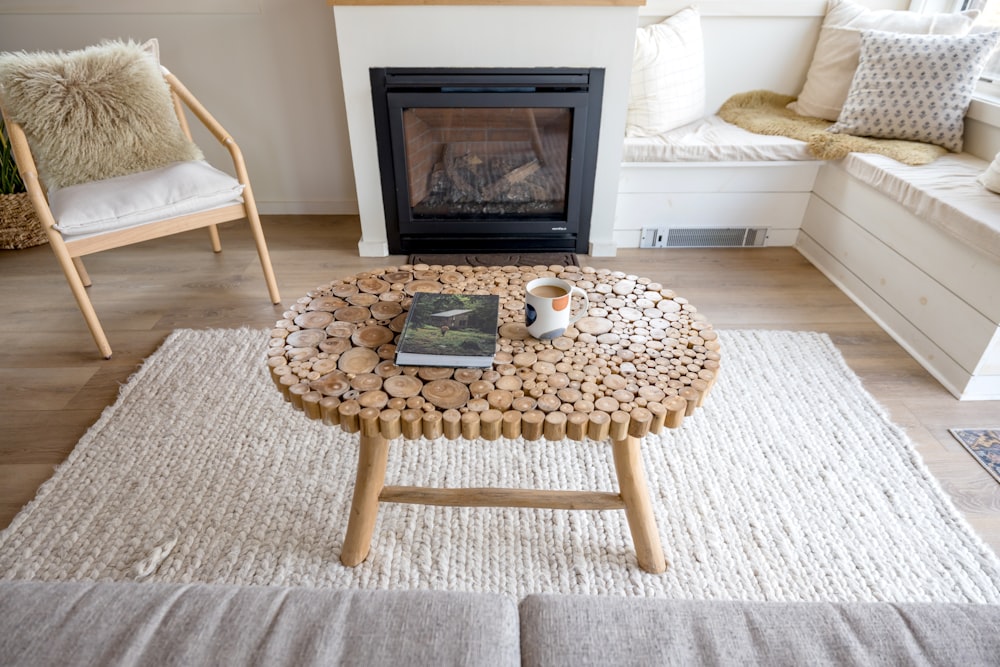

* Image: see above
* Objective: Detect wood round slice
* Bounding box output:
[326,321,357,338]
[285,329,327,348]
[351,326,395,348]
[575,317,614,335]
[331,284,359,298]
[404,280,443,295]
[453,368,483,384]
[337,347,379,374]
[350,373,383,392]
[334,306,372,323]
[347,293,380,307]
[418,366,455,381]
[310,371,350,397]
[375,359,403,378]
[319,338,352,355]
[370,301,403,321]
[294,311,335,329]
[307,296,347,312]
[383,271,412,284]
[498,323,529,341]
[383,374,423,398]
[421,379,471,409]
[358,277,391,294]
[389,313,410,333]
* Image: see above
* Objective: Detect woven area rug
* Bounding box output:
[2,329,999,602]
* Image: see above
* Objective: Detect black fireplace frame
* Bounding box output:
[370,67,604,255]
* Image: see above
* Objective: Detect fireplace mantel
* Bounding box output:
[329,1,643,5]
[331,1,638,256]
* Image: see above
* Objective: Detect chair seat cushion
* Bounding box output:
[49,160,245,237]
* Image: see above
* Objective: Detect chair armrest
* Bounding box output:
[162,71,253,187]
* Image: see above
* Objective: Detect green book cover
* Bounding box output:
[395,292,500,367]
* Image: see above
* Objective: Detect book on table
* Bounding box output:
[395,292,500,367]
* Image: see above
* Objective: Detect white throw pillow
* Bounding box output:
[626,7,705,137]
[980,152,1000,194]
[49,160,245,236]
[788,0,979,121]
[829,30,999,152]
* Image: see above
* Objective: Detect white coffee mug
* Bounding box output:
[525,277,589,340]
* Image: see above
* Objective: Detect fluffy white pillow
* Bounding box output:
[788,0,979,121]
[0,39,203,189]
[829,30,999,152]
[626,7,705,137]
[980,152,1000,194]
[49,160,244,236]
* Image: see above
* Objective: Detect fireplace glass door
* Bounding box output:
[401,105,570,221]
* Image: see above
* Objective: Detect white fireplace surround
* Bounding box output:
[331,4,639,257]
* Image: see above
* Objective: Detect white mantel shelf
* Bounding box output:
[329,0,644,5]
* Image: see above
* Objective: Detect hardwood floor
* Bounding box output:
[2,215,998,557]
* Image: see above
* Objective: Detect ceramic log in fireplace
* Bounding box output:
[371,68,603,255]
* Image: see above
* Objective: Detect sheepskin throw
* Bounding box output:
[718,90,947,166]
[0,40,202,189]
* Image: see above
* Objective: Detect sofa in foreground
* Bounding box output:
[2,580,1000,665]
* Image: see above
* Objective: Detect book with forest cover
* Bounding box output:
[395,292,500,367]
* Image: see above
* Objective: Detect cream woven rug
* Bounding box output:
[3,329,999,601]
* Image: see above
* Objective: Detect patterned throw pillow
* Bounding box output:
[788,0,979,122]
[626,7,705,137]
[828,30,1000,152]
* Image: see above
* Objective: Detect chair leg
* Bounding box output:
[57,251,112,358]
[242,196,281,304]
[208,224,222,253]
[72,257,92,288]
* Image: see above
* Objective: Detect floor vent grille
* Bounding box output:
[640,227,768,248]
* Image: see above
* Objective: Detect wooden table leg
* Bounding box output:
[341,431,390,567]
[611,434,667,573]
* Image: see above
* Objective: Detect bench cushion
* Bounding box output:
[844,152,1000,260]
[623,115,814,163]
[520,594,1000,666]
[0,581,520,666]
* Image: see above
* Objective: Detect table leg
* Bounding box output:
[341,431,390,567]
[611,434,667,573]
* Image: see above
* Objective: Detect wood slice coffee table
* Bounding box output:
[267,264,720,573]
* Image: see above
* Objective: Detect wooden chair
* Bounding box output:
[0,58,280,359]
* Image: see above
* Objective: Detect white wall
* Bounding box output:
[17,0,983,243]
[0,0,358,215]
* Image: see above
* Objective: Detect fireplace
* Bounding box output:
[370,68,604,255]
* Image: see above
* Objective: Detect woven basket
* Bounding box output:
[0,192,47,250]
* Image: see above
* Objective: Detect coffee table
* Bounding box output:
[267,264,720,573]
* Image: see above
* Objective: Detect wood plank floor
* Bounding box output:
[2,215,998,557]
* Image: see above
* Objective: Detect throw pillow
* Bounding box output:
[626,7,705,137]
[788,0,979,121]
[0,39,202,190]
[828,30,999,152]
[979,151,1000,194]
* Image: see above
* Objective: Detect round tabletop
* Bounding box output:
[267,263,720,443]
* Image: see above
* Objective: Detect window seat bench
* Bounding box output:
[799,152,1000,401]
[616,117,1000,400]
[615,115,822,249]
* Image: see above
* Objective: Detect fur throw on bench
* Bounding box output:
[718,90,947,166]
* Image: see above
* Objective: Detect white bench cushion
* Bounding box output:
[49,160,245,237]
[843,152,1000,260]
[623,115,814,163]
